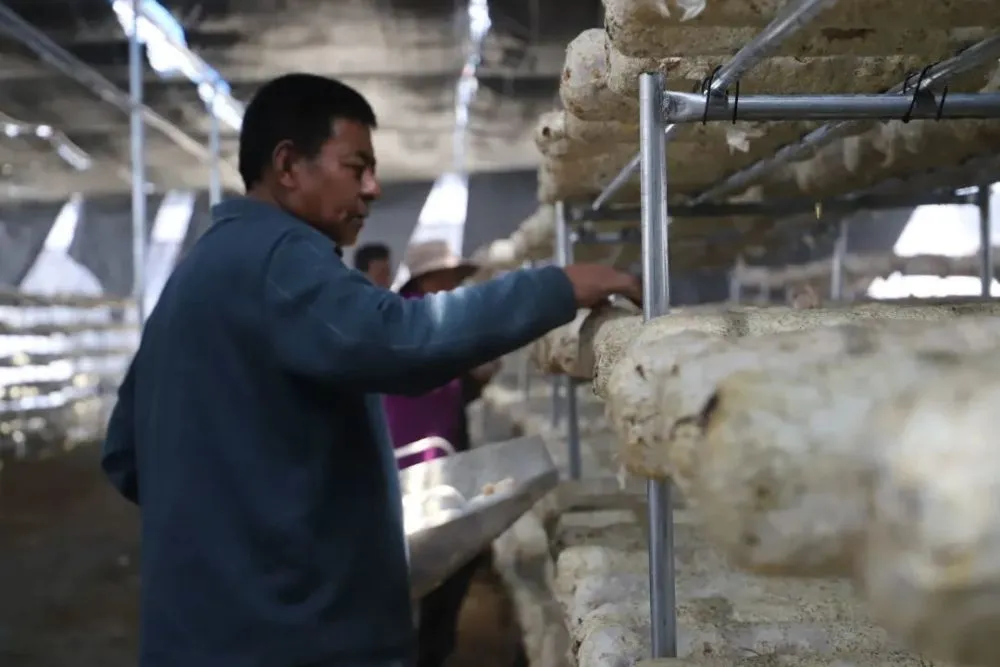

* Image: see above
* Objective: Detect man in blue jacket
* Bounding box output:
[101,73,640,667]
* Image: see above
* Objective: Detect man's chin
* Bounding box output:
[334,220,364,248]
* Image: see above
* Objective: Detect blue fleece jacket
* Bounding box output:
[100,197,576,667]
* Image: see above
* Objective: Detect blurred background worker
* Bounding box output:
[383,239,522,667]
[354,242,393,288]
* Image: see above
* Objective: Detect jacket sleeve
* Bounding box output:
[263,230,577,396]
[101,359,139,505]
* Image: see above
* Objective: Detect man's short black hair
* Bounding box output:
[238,74,377,190]
[354,243,391,272]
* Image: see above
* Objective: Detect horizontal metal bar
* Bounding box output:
[571,229,641,245]
[591,154,639,211]
[588,0,836,210]
[665,91,1000,123]
[573,190,977,223]
[690,35,1000,204]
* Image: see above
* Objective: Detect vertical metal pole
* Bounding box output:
[830,219,847,301]
[129,0,147,327]
[549,244,562,428]
[555,201,582,480]
[729,256,744,303]
[564,376,581,479]
[518,346,530,399]
[639,71,677,659]
[978,185,993,297]
[549,376,561,426]
[208,82,222,206]
[520,261,534,401]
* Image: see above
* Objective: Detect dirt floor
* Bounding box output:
[0,441,525,667]
[0,444,140,667]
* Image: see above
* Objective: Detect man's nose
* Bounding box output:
[362,171,381,201]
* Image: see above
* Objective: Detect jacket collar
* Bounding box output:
[212,197,343,257]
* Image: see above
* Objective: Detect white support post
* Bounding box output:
[208,82,222,206]
[129,0,147,327]
[830,219,848,301]
[729,256,744,303]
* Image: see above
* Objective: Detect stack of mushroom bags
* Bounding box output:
[532,0,1000,269]
[533,296,1000,667]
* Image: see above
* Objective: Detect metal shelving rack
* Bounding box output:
[551,0,1000,657]
[728,187,995,305]
[0,0,231,329]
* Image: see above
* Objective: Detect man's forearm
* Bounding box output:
[266,234,577,395]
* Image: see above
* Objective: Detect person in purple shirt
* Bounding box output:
[383,240,499,467]
[383,240,517,667]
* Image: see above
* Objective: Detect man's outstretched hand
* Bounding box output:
[563,265,642,309]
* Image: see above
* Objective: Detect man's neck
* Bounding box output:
[244,187,342,256]
[245,187,279,207]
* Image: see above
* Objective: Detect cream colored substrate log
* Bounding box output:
[540,105,998,207]
[537,146,641,204]
[605,25,992,61]
[532,304,643,378]
[601,303,1000,484]
[556,515,939,667]
[560,29,636,123]
[535,110,636,159]
[534,301,844,386]
[467,206,556,282]
[690,318,1000,581]
[861,361,1000,667]
[602,0,998,59]
[597,301,1000,400]
[536,115,998,204]
[773,119,1000,198]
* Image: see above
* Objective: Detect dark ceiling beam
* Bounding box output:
[0,57,562,87]
[0,64,560,116]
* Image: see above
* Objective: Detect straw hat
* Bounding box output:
[394,239,479,293]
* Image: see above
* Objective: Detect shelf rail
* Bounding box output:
[565,20,1000,667]
[664,92,1000,124]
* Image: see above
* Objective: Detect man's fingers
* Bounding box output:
[620,282,643,307]
[611,274,641,306]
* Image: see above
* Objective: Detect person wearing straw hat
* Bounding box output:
[101,72,641,667]
[393,239,479,296]
[383,239,514,667]
[384,240,498,467]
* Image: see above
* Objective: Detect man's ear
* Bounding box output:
[271,140,299,189]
